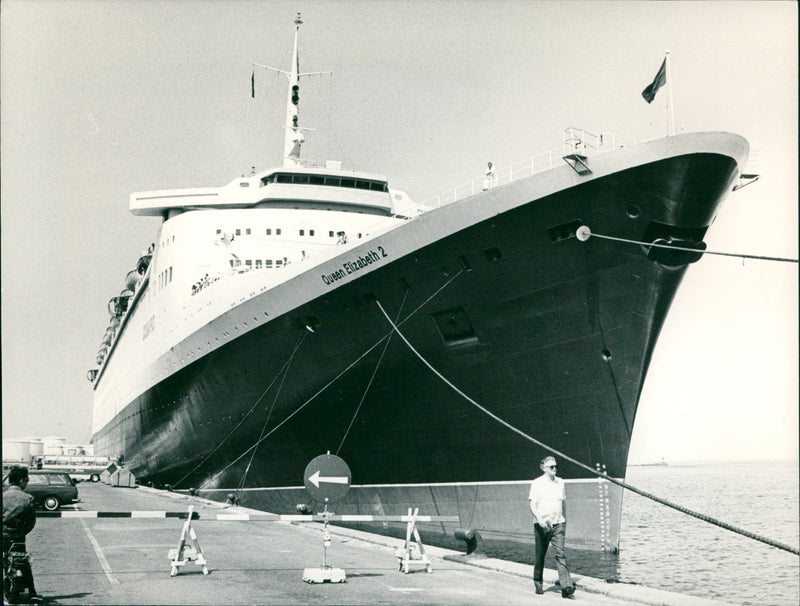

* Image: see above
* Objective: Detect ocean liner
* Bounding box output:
[89,15,749,551]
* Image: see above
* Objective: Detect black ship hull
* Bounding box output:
[93,144,743,551]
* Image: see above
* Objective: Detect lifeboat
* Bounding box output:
[125,269,141,291]
[136,254,152,275]
[108,290,133,317]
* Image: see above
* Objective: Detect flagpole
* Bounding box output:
[665,50,675,136]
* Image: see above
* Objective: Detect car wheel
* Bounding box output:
[90,474,100,483]
[43,495,61,511]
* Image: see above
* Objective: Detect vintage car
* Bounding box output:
[2,469,80,511]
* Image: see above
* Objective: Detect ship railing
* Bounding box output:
[421,128,640,209]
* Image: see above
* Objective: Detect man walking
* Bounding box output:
[529,456,575,599]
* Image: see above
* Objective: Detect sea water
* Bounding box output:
[479,460,799,606]
[615,460,799,606]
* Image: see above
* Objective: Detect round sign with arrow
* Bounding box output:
[303,453,352,503]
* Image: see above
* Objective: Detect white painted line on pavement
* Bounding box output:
[80,518,119,585]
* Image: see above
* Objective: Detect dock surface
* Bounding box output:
[22,482,737,605]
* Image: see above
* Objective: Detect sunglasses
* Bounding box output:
[546,465,557,469]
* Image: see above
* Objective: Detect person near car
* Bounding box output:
[2,466,42,604]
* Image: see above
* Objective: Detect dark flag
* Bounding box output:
[251,69,255,98]
[641,59,666,103]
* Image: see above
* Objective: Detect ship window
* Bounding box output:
[266,228,271,235]
[235,228,241,236]
[216,229,222,235]
[255,260,262,269]
[276,228,281,235]
[266,260,273,268]
[266,172,388,192]
[329,231,334,237]
[169,266,173,282]
[309,229,315,236]
[276,259,283,267]
[299,229,305,236]
[246,228,251,235]
[245,260,253,268]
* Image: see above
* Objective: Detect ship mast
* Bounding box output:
[283,13,304,167]
[254,14,329,168]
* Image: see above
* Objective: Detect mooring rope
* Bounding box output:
[195,271,466,490]
[374,298,800,556]
[336,288,408,456]
[174,333,308,489]
[576,225,799,264]
[236,330,307,495]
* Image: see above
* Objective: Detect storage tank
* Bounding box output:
[2,439,31,464]
[43,436,67,455]
[21,437,44,457]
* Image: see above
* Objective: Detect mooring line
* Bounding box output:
[336,288,409,456]
[374,297,800,556]
[197,271,466,490]
[237,330,308,494]
[174,333,307,489]
[577,225,798,264]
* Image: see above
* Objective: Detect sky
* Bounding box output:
[1,0,797,465]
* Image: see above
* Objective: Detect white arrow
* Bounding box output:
[308,470,349,488]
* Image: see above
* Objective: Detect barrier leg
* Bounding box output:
[167,506,209,576]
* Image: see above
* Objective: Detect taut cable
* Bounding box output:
[576,225,798,264]
[375,297,799,556]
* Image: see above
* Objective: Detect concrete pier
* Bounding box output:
[22,482,738,605]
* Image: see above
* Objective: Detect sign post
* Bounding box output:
[302,452,351,583]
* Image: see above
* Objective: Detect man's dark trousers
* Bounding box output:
[533,522,572,592]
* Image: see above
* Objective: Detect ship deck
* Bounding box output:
[25,481,738,605]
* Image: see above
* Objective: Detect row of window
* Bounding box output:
[218,228,349,238]
[231,258,290,269]
[261,172,388,192]
[157,266,173,290]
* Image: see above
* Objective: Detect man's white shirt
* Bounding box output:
[528,475,566,525]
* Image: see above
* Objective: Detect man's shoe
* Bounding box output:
[561,585,576,599]
[28,595,44,604]
[534,583,544,595]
